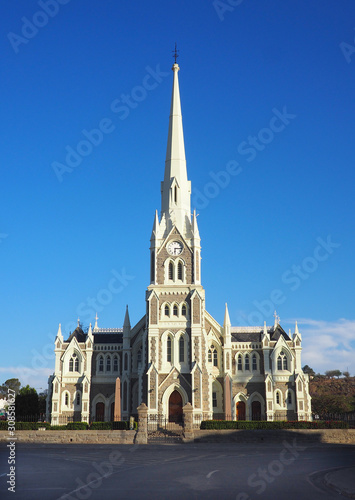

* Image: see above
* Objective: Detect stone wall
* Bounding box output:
[0,430,136,444]
[191,429,355,444]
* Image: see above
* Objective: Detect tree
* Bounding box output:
[15,386,38,418]
[325,370,342,378]
[38,390,48,415]
[302,365,315,377]
[343,371,350,378]
[0,378,21,398]
[312,394,354,414]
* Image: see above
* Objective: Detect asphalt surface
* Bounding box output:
[1,440,355,499]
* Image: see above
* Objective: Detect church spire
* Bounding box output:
[161,58,191,233]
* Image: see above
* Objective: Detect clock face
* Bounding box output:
[167,241,183,256]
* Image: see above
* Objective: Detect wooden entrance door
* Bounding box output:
[236,401,246,420]
[169,390,183,422]
[252,401,261,420]
[96,402,105,421]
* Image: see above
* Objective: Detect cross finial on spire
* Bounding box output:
[94,312,98,329]
[273,310,280,327]
[77,317,80,327]
[172,42,179,64]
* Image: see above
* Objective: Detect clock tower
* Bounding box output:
[145,61,209,420]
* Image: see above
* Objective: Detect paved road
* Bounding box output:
[1,440,354,499]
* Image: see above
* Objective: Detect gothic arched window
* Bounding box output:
[179,336,185,362]
[278,351,288,371]
[173,305,178,316]
[169,262,174,280]
[137,349,142,368]
[277,355,282,371]
[182,304,187,317]
[252,354,257,371]
[98,356,104,372]
[167,337,172,362]
[74,355,79,372]
[165,304,170,316]
[177,261,183,280]
[106,356,111,372]
[237,354,242,371]
[76,392,80,406]
[113,356,118,372]
[69,357,73,372]
[213,350,218,367]
[208,349,212,363]
[245,354,250,371]
[124,353,128,371]
[65,393,69,406]
[276,392,280,405]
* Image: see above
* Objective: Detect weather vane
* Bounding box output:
[172,43,179,63]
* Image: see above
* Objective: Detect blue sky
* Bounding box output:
[1,0,355,390]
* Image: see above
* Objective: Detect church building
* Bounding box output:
[47,59,312,424]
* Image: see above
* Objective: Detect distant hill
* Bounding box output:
[309,375,355,414]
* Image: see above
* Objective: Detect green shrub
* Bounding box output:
[200,420,350,430]
[66,422,88,430]
[90,421,130,430]
[90,422,113,430]
[0,421,51,430]
[49,425,67,430]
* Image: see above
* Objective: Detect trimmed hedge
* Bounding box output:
[0,421,51,430]
[66,422,88,430]
[90,421,132,430]
[200,420,350,430]
[0,420,136,431]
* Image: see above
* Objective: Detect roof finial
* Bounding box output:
[77,317,80,327]
[94,312,98,330]
[273,310,280,327]
[172,42,179,64]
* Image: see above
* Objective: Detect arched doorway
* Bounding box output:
[252,401,261,421]
[96,402,105,421]
[236,401,246,420]
[169,390,183,422]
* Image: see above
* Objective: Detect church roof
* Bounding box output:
[66,326,86,343]
[270,324,291,341]
[93,332,123,344]
[231,324,291,342]
[232,332,261,342]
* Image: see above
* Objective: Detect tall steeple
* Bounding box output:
[161,62,191,235]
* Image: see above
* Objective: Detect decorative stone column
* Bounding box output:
[135,403,148,444]
[114,377,121,421]
[182,402,194,442]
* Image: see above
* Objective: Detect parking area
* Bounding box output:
[1,440,354,499]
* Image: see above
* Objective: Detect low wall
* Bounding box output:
[0,430,136,444]
[192,429,355,444]
[1,429,354,445]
